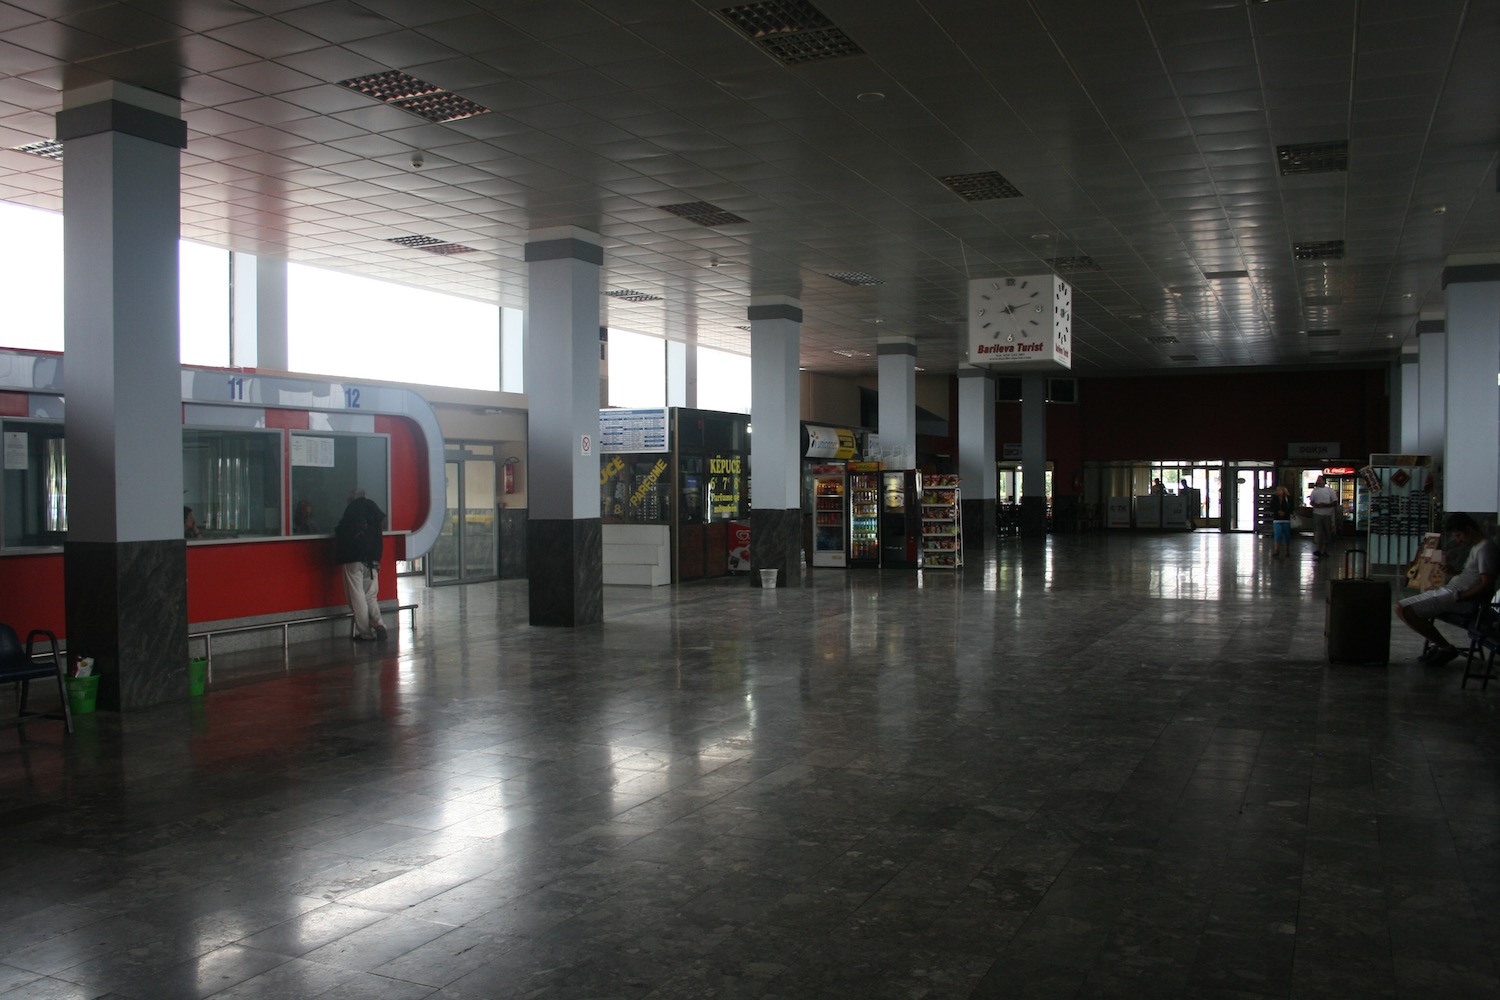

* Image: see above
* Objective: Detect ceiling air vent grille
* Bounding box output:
[660,201,747,226]
[1045,256,1100,272]
[385,235,478,255]
[338,70,491,124]
[1306,328,1341,338]
[1294,240,1344,260]
[1146,336,1179,345]
[1203,270,1249,280]
[825,270,884,287]
[606,289,663,303]
[1169,354,1198,362]
[831,348,871,358]
[715,1,863,66]
[15,140,63,160]
[1277,140,1348,175]
[938,171,1023,201]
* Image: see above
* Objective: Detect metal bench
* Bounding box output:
[189,603,418,661]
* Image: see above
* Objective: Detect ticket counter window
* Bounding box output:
[288,433,389,536]
[2,421,67,548]
[183,429,283,537]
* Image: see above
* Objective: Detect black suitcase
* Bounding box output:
[1326,549,1390,664]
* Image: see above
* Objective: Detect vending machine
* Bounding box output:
[811,467,847,568]
[846,464,881,566]
[879,470,922,568]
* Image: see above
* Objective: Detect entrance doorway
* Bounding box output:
[1226,467,1275,532]
[429,442,498,585]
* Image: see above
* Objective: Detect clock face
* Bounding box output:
[972,277,1045,342]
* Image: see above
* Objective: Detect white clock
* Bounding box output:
[967,273,1073,370]
[971,277,1046,342]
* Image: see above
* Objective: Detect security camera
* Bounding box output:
[411,152,424,168]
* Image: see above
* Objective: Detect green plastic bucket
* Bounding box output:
[189,658,208,697]
[66,675,99,715]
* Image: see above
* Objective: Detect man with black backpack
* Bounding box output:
[335,487,387,642]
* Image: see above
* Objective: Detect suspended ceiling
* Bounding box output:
[0,0,1496,376]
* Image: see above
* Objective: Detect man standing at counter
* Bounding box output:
[1308,475,1339,559]
[336,488,387,642]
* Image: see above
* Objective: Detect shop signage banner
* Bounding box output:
[968,274,1072,371]
[1107,497,1131,528]
[805,424,856,459]
[1288,441,1339,460]
[600,407,668,453]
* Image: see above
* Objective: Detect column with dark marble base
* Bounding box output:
[962,497,997,551]
[527,519,602,625]
[751,508,801,587]
[1020,496,1049,537]
[64,540,188,711]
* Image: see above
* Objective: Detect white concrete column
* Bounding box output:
[666,340,697,408]
[1416,320,1445,462]
[877,336,917,469]
[957,366,996,549]
[1020,372,1047,536]
[230,252,288,370]
[749,297,801,586]
[1397,348,1419,454]
[523,227,604,625]
[59,81,189,710]
[1442,264,1500,511]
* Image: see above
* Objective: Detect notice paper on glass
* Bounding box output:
[291,435,336,468]
[3,431,27,470]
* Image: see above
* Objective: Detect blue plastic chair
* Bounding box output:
[0,624,72,733]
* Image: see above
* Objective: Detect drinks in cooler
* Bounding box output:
[847,470,880,566]
[811,472,847,567]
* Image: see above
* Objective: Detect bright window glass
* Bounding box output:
[699,346,750,414]
[0,202,63,351]
[180,242,229,366]
[288,265,498,390]
[606,327,666,407]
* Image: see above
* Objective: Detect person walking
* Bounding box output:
[1269,485,1296,558]
[335,488,387,642]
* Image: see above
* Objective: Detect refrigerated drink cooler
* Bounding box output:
[847,469,881,566]
[811,471,847,567]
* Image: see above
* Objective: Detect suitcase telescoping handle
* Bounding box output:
[1342,548,1368,580]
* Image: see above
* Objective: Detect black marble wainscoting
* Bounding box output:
[962,496,996,551]
[1020,495,1050,537]
[498,508,528,579]
[526,517,602,626]
[750,507,801,587]
[63,538,188,711]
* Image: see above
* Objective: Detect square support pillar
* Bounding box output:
[749,298,802,587]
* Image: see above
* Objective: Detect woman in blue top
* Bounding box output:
[1269,485,1296,558]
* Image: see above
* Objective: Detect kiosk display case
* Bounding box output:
[921,475,963,568]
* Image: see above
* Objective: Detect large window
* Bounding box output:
[2,421,67,548]
[606,328,666,408]
[288,433,389,536]
[288,265,499,390]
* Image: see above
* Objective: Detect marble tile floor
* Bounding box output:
[1,532,1498,999]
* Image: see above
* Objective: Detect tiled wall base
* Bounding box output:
[750,508,801,587]
[64,539,188,711]
[962,497,996,550]
[527,518,602,625]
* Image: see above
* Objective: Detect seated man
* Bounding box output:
[1394,512,1499,665]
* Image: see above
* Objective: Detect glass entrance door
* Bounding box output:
[429,444,498,585]
[1226,467,1275,532]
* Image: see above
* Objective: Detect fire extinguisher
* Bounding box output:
[503,457,519,494]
